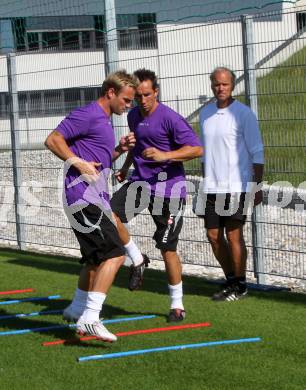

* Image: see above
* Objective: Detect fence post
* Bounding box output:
[241,15,265,286]
[7,52,26,250]
[104,0,125,176]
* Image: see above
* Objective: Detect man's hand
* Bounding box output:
[114,168,128,183]
[142,147,168,162]
[118,132,136,153]
[72,158,101,183]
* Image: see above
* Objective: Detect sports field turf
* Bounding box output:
[0,249,305,389]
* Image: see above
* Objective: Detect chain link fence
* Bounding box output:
[0,4,305,288]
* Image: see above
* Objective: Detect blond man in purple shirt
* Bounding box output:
[45,70,138,342]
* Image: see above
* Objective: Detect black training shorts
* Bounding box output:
[111,182,186,251]
[204,193,247,229]
[69,204,125,265]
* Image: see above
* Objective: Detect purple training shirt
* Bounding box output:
[57,102,114,207]
[128,103,201,198]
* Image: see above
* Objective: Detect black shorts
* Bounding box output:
[204,193,247,229]
[110,182,186,251]
[69,204,125,265]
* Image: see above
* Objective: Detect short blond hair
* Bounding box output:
[101,70,139,95]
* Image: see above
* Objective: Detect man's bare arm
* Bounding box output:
[112,132,136,162]
[114,151,134,183]
[45,130,101,178]
[142,145,203,162]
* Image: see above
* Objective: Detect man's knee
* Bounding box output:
[206,229,222,245]
[225,221,244,244]
[161,249,180,263]
[103,255,125,270]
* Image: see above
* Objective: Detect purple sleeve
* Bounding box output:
[57,107,91,140]
[171,116,201,147]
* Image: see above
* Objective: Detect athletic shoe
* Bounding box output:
[128,254,150,291]
[167,308,186,323]
[212,284,248,301]
[62,305,79,323]
[76,318,117,342]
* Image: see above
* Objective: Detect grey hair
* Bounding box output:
[210,67,236,86]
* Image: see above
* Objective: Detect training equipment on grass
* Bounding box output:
[0,288,34,296]
[0,295,61,306]
[0,314,156,337]
[78,337,262,362]
[42,321,211,346]
[0,309,63,321]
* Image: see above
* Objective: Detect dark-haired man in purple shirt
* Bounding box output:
[111,68,203,322]
[45,70,138,341]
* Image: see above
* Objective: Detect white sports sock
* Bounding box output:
[168,281,184,310]
[80,292,106,323]
[124,239,143,266]
[68,288,88,317]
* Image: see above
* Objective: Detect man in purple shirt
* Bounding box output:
[111,68,203,322]
[45,70,138,342]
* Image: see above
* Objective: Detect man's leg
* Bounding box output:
[64,204,126,340]
[204,193,239,300]
[76,255,125,342]
[162,250,182,286]
[206,227,241,300]
[225,219,248,296]
[152,197,186,322]
[161,250,185,322]
[63,264,97,322]
[206,227,234,277]
[111,183,150,290]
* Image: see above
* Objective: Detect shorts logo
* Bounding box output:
[162,214,175,243]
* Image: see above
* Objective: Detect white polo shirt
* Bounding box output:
[199,100,264,194]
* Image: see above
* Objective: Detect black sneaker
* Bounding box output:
[167,308,186,323]
[128,254,150,291]
[212,284,248,301]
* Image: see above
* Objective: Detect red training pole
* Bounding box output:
[0,288,34,296]
[42,322,211,346]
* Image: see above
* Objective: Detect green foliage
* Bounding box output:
[0,250,305,390]
[256,47,306,186]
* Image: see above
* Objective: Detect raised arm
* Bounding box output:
[112,132,136,162]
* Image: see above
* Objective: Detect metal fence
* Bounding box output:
[0,4,305,288]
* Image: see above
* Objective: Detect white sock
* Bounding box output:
[168,281,184,310]
[124,239,143,266]
[68,288,88,317]
[80,292,106,323]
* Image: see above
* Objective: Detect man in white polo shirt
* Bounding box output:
[199,67,264,301]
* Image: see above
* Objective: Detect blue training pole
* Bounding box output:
[78,337,262,362]
[0,309,63,320]
[0,295,61,306]
[0,314,157,336]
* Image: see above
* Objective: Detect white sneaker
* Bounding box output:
[76,318,117,342]
[62,306,80,323]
